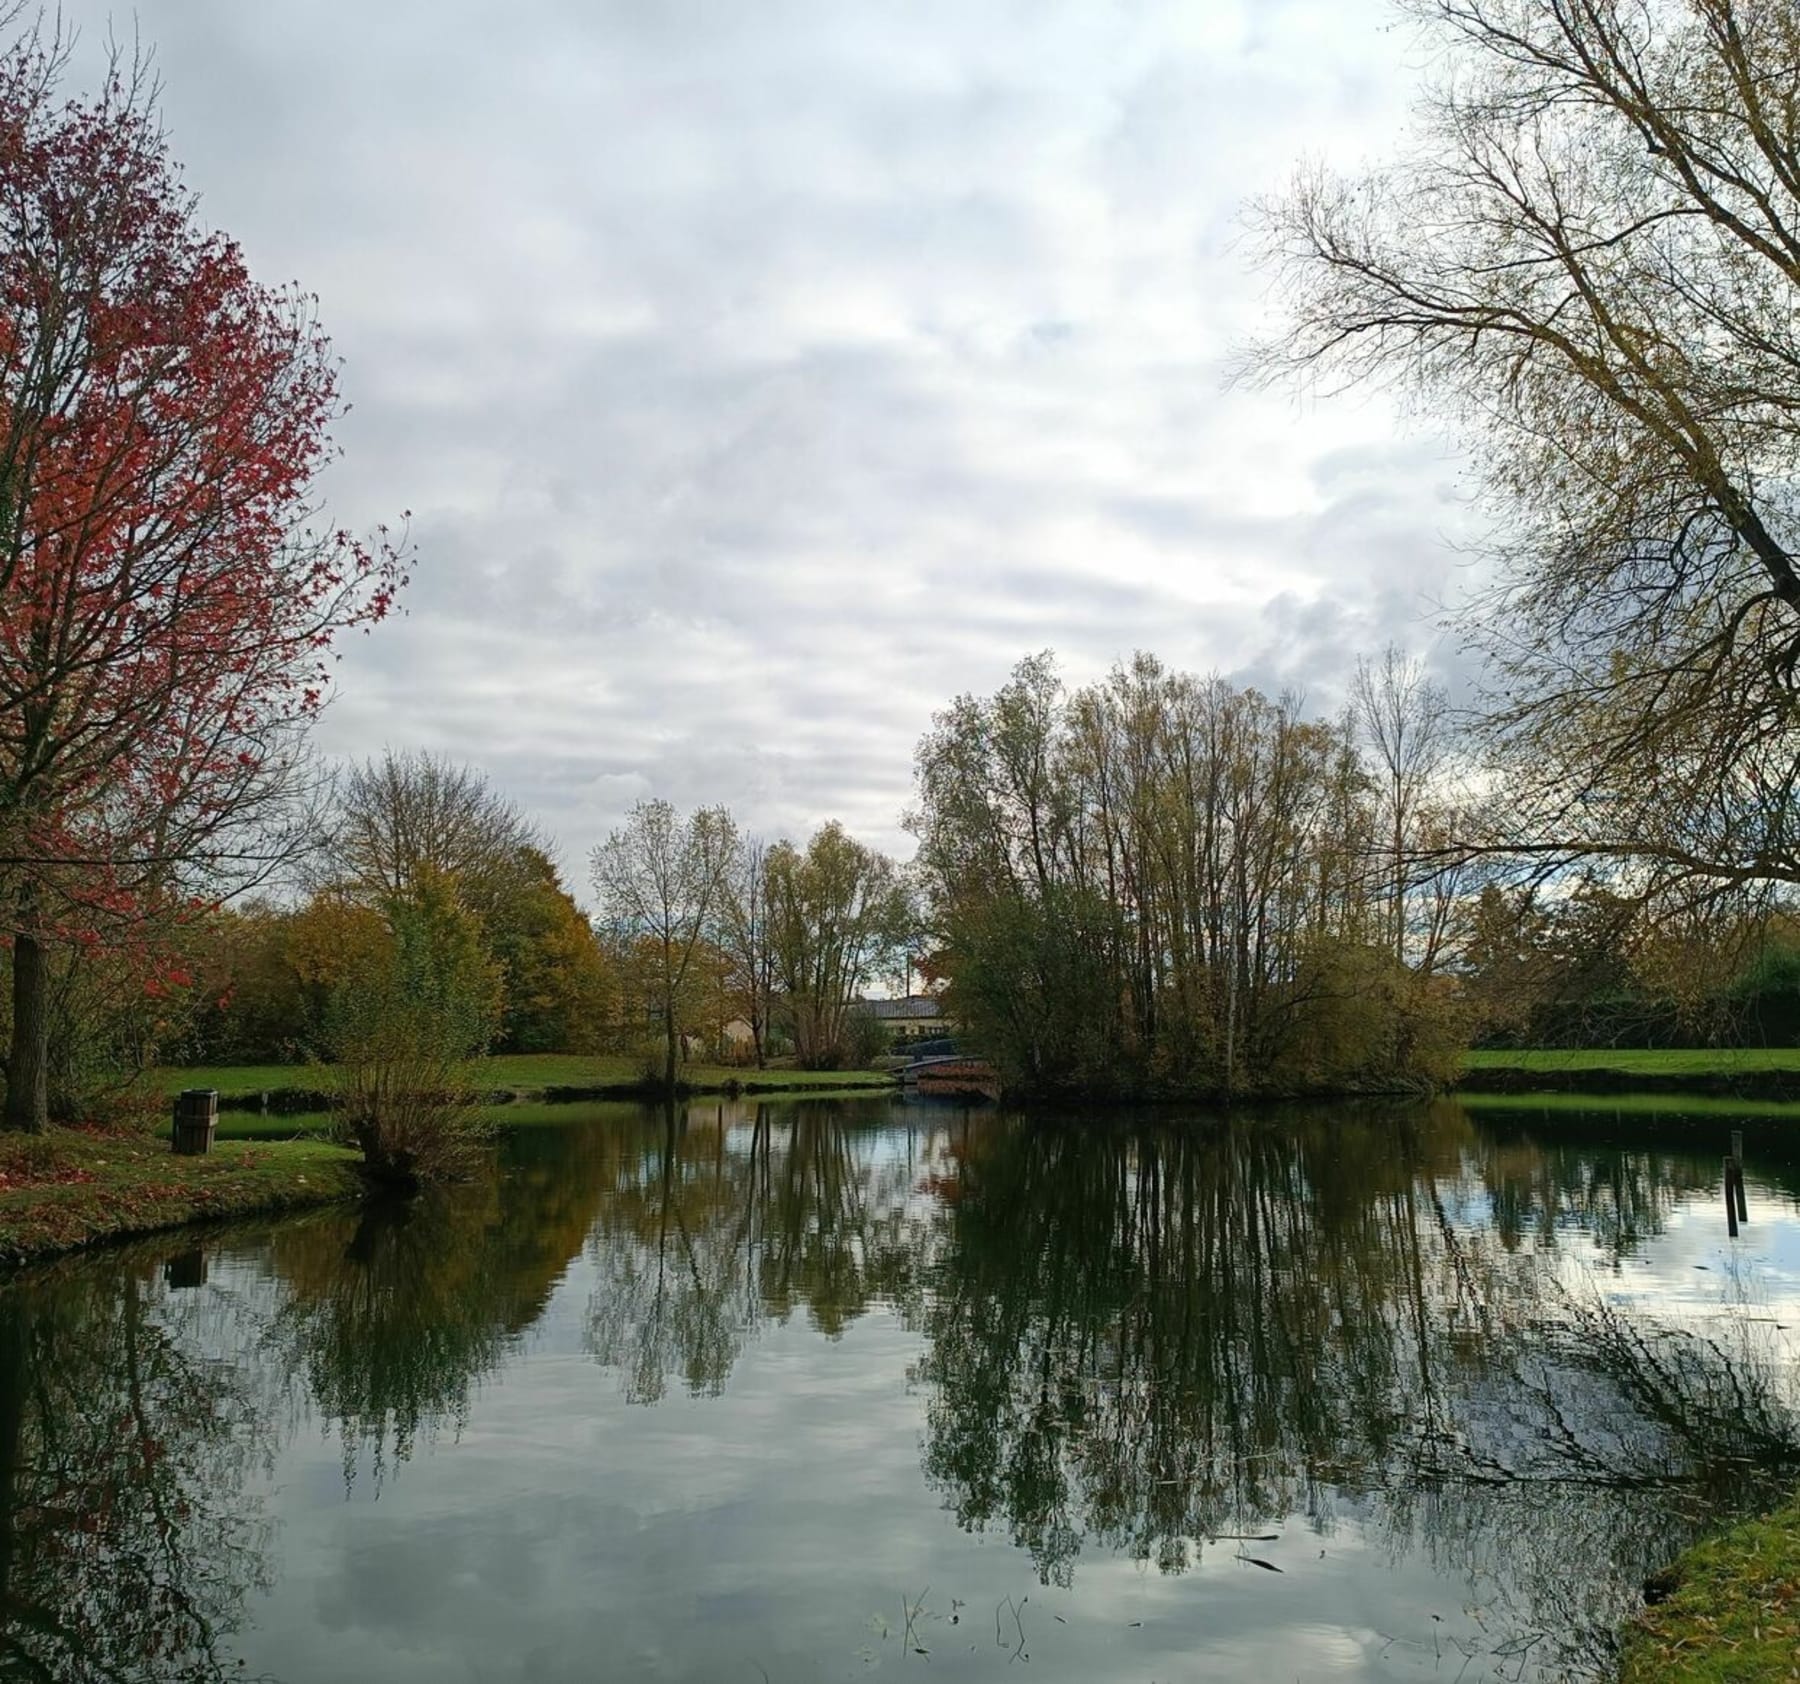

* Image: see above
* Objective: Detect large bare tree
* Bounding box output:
[591,800,737,1093]
[1242,0,1800,899]
[327,751,540,907]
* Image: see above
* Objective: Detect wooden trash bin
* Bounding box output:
[172,1088,218,1156]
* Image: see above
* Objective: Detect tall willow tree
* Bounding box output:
[1244,0,1800,904]
[911,653,1464,1096]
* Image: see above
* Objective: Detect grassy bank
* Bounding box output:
[144,1053,899,1108]
[1459,1047,1800,1100]
[1457,1089,1800,1120]
[1465,1048,1800,1075]
[1618,1495,1800,1683]
[209,1089,906,1141]
[0,1127,361,1267]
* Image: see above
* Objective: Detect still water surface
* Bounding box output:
[4,1097,1800,1683]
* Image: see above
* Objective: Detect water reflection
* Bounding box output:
[1467,1124,1724,1257]
[584,1100,927,1400]
[916,1104,1800,1673]
[256,1129,602,1487]
[0,1260,276,1684]
[0,1098,1793,1683]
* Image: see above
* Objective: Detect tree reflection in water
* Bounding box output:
[0,1256,277,1684]
[0,1099,1793,1683]
[914,1103,1800,1676]
[572,1095,1800,1673]
[584,1100,927,1401]
[0,1120,617,1680]
[255,1120,610,1489]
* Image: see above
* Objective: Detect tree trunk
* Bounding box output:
[663,999,677,1094]
[4,896,48,1133]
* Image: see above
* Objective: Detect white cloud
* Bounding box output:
[62,0,1471,874]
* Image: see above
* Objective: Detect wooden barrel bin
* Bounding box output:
[172,1088,218,1156]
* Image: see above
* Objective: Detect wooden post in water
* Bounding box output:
[1725,1158,1740,1238]
[1730,1131,1749,1224]
[172,1088,217,1156]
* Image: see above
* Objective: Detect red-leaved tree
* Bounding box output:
[0,20,405,1131]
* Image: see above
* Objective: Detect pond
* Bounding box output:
[2,1096,1799,1683]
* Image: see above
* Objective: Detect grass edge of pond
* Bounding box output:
[1459,1050,1800,1104]
[143,1054,901,1108]
[1463,1048,1800,1074]
[1457,1091,1800,1123]
[1617,1493,1800,1684]
[0,1128,361,1267]
[2,1086,909,1261]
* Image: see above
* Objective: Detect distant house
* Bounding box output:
[721,994,953,1055]
[860,994,952,1043]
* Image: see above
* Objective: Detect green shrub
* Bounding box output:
[324,874,498,1189]
[842,1009,892,1070]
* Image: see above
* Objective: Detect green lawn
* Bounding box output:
[1463,1047,1800,1074]
[211,1110,337,1140]
[166,1045,1800,1092]
[145,1062,327,1097]
[0,1127,360,1265]
[1456,1089,1800,1120]
[209,1087,903,1142]
[143,1053,898,1101]
[1618,1494,1800,1684]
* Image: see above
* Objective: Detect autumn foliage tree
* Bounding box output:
[321,753,607,1054]
[0,22,403,1129]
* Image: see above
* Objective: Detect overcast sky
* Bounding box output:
[63,0,1475,877]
